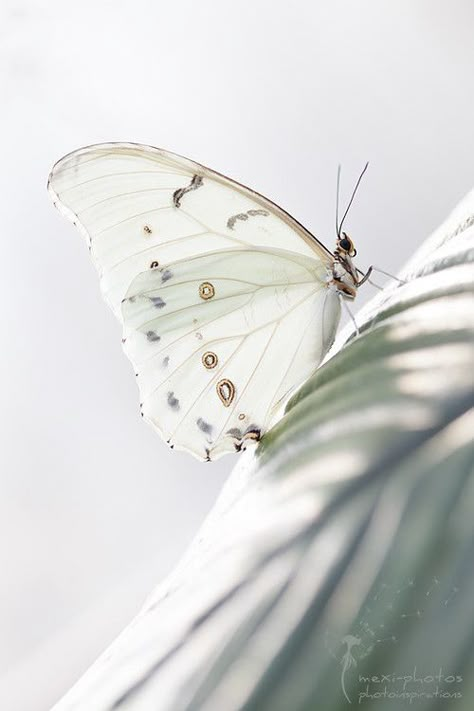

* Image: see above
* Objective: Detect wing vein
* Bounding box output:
[131,291,260,363]
[78,187,179,213]
[58,170,186,193]
[131,276,314,300]
[105,232,244,275]
[95,206,174,235]
[177,208,250,249]
[130,281,302,334]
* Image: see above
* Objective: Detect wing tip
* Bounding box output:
[46,140,180,212]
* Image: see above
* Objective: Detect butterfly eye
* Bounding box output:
[339,233,356,256]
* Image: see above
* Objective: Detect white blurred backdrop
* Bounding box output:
[1,1,473,709]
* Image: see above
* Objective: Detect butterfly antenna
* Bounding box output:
[336,164,342,238]
[338,161,369,236]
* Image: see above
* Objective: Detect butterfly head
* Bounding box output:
[337,231,357,258]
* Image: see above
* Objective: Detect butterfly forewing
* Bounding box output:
[48,143,332,317]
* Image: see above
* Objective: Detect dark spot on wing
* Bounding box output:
[167,391,180,410]
[226,427,242,438]
[143,224,152,234]
[245,423,259,433]
[197,417,213,435]
[225,424,261,452]
[173,174,203,208]
[244,425,261,442]
[162,356,170,368]
[227,209,269,230]
[227,212,248,230]
[146,330,160,342]
[150,296,166,309]
[161,269,173,283]
[248,209,269,219]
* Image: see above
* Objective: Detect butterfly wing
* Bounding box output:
[47,143,332,318]
[122,248,340,460]
[48,143,340,460]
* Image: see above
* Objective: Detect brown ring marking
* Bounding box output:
[199,281,215,300]
[202,351,218,369]
[217,379,235,407]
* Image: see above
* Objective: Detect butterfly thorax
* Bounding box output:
[328,232,359,300]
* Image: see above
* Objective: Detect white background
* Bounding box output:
[1,1,473,709]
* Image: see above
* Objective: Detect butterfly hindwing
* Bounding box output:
[121,248,340,460]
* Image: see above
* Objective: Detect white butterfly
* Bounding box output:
[48,143,370,461]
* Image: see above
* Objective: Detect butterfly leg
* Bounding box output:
[370,266,407,285]
[339,293,359,336]
[356,265,373,287]
[367,278,384,291]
